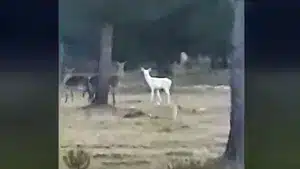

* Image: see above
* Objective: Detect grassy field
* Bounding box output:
[59,69,230,169]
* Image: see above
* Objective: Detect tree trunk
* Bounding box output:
[223,0,244,167]
[210,56,219,71]
[93,24,114,105]
[220,56,229,69]
[59,42,64,83]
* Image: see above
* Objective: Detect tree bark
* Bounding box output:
[220,56,229,69]
[59,42,64,83]
[93,23,114,105]
[210,56,220,71]
[223,0,244,167]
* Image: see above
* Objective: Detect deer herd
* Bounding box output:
[61,52,214,106]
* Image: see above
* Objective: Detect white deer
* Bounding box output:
[141,67,172,104]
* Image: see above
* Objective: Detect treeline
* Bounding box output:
[60,0,235,71]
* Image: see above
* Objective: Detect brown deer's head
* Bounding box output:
[116,61,127,77]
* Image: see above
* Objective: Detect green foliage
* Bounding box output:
[59,0,196,37]
[63,146,90,169]
[59,0,235,67]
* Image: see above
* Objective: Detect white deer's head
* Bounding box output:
[141,67,152,75]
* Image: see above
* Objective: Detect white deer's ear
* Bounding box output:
[65,67,73,72]
[122,61,127,65]
[148,68,152,72]
[141,67,144,71]
[70,68,75,72]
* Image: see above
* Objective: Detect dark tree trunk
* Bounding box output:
[93,24,114,105]
[59,42,64,83]
[220,56,229,69]
[223,0,244,167]
[210,56,229,70]
[210,56,219,71]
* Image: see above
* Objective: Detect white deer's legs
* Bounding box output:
[156,89,162,104]
[64,92,69,103]
[164,88,171,104]
[150,88,154,102]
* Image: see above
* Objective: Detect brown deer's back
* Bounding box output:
[64,76,89,86]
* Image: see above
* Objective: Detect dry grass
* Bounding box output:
[59,69,231,169]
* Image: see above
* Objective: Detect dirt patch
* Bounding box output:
[101,160,151,166]
[123,109,148,118]
[165,151,194,156]
[93,153,138,159]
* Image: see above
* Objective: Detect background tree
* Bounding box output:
[59,40,64,83]
[223,0,244,168]
[94,24,114,104]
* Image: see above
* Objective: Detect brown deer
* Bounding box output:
[62,67,94,103]
[87,61,127,107]
[115,61,127,77]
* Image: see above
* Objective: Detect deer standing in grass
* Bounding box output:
[141,67,172,104]
[62,67,94,103]
[88,61,127,106]
[115,61,126,77]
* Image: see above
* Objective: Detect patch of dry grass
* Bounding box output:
[134,121,144,126]
[93,153,138,159]
[123,109,148,118]
[166,157,242,169]
[166,158,217,169]
[157,126,173,133]
[165,151,194,156]
[147,156,228,169]
[102,160,151,166]
[59,69,231,169]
